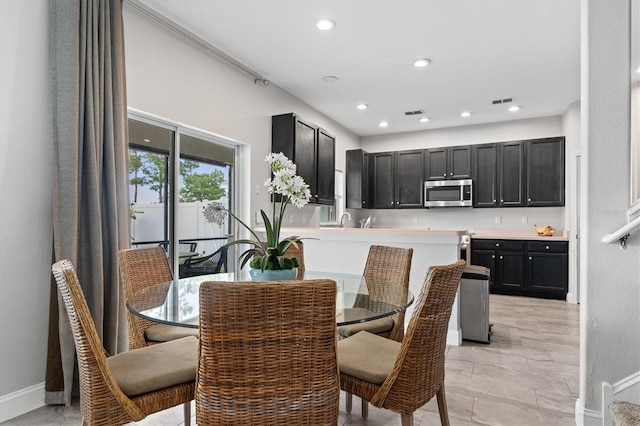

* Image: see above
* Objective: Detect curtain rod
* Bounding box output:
[124,0,267,83]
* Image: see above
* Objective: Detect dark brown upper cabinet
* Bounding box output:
[473,137,565,208]
[498,141,526,207]
[472,143,499,207]
[371,150,423,209]
[525,137,565,206]
[272,113,335,205]
[425,146,471,180]
[346,149,371,209]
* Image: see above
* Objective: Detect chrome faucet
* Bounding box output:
[339,212,352,228]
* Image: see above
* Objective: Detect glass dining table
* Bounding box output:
[126,270,414,328]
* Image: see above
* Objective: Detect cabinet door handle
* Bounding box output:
[529,256,532,260]
[546,246,550,250]
[495,243,500,247]
[501,199,504,202]
[499,256,503,260]
[450,172,453,176]
[491,255,495,259]
[443,173,447,177]
[528,198,532,202]
[493,199,496,202]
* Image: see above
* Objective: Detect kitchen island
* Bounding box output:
[273,227,467,345]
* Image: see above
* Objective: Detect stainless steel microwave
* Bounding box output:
[424,179,473,207]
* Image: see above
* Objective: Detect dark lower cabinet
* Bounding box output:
[471,238,568,299]
[526,241,569,295]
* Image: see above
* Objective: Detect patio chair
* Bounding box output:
[52,259,197,426]
[178,244,228,278]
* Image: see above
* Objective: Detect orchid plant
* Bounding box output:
[213,153,311,271]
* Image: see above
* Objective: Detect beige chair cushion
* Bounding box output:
[145,323,199,342]
[107,336,197,396]
[337,331,401,384]
[337,317,394,338]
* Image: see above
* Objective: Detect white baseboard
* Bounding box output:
[0,382,45,423]
[566,291,578,304]
[575,398,603,426]
[447,328,462,346]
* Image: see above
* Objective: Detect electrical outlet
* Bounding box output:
[255,211,262,224]
[413,216,418,224]
[495,216,502,224]
[522,216,528,224]
[255,184,261,195]
[289,214,293,224]
[302,214,307,224]
[372,217,376,223]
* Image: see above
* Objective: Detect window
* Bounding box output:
[320,170,344,224]
[128,114,238,275]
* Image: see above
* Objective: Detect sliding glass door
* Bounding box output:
[128,115,236,276]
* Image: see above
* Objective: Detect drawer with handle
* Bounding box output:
[527,241,568,253]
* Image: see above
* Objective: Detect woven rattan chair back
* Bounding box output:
[118,247,173,349]
[196,279,340,425]
[340,259,466,426]
[360,245,413,341]
[284,241,305,272]
[51,260,195,426]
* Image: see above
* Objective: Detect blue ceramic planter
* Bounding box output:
[248,268,298,281]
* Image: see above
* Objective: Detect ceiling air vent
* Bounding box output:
[492,98,514,105]
[404,109,425,116]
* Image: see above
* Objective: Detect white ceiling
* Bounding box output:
[138,0,583,137]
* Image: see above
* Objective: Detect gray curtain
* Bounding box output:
[46,0,130,406]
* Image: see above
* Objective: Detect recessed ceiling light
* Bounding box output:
[413,58,431,68]
[316,18,335,31]
[460,111,472,118]
[419,117,430,123]
[508,105,521,112]
[321,75,339,83]
[356,103,368,110]
[379,121,389,128]
[143,138,151,143]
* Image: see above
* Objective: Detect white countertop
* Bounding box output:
[271,227,467,244]
[471,228,570,242]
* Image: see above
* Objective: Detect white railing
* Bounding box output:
[601,203,640,249]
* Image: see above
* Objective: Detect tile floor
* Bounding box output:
[2,294,579,426]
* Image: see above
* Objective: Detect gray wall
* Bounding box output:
[580,0,640,416]
[0,0,52,407]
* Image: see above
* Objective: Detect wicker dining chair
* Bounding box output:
[337,259,466,426]
[118,247,199,349]
[337,245,413,342]
[196,279,340,425]
[51,260,197,426]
